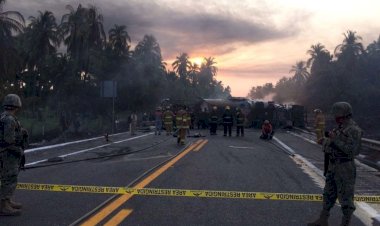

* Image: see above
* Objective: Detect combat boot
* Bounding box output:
[0,199,21,216]
[307,210,329,226]
[7,199,22,209]
[340,214,352,226]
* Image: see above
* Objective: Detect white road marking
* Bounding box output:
[25,133,153,166]
[25,131,131,153]
[287,131,318,145]
[274,136,379,226]
[228,146,255,149]
[272,136,295,155]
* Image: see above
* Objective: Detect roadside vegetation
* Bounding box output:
[0,1,231,142]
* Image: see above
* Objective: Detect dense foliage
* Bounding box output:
[0,2,230,138]
[248,31,380,124]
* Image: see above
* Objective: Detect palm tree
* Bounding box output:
[334,30,364,59]
[0,0,24,80]
[201,57,218,77]
[108,24,131,57]
[134,35,163,66]
[289,61,309,84]
[307,43,332,75]
[60,4,105,75]
[26,11,60,69]
[307,43,327,67]
[172,53,191,80]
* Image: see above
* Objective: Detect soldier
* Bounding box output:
[222,106,233,137]
[308,102,362,226]
[175,105,187,145]
[314,109,326,142]
[0,94,26,216]
[236,108,245,137]
[162,106,174,135]
[209,106,218,135]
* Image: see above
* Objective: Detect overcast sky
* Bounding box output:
[5,0,380,96]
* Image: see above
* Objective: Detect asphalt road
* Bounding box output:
[0,129,374,226]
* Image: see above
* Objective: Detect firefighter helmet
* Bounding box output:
[3,94,22,109]
[332,102,352,117]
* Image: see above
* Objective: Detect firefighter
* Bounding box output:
[314,109,326,142]
[175,105,187,145]
[222,106,233,137]
[236,107,245,137]
[162,106,174,135]
[209,106,218,135]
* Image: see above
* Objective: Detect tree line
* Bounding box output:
[0,1,231,125]
[248,30,380,129]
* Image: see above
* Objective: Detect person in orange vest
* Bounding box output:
[314,109,325,142]
[176,105,188,145]
[162,106,174,135]
[260,120,274,140]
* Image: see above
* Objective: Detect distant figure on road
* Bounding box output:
[314,109,325,142]
[130,112,138,136]
[222,106,233,137]
[163,106,174,135]
[235,107,245,137]
[175,105,187,145]
[260,120,274,140]
[154,107,162,135]
[0,94,26,216]
[209,106,218,135]
[308,102,362,226]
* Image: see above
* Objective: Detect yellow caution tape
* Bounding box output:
[16,183,380,203]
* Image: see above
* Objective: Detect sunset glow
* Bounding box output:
[7,0,380,97]
[190,57,204,67]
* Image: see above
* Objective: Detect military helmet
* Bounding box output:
[332,102,352,117]
[3,94,22,108]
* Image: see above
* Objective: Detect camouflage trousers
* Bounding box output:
[323,160,356,216]
[0,150,21,199]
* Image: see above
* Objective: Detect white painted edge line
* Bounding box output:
[287,131,318,145]
[274,136,380,225]
[25,133,153,166]
[25,131,130,153]
[228,146,255,149]
[272,136,295,155]
[289,132,380,171]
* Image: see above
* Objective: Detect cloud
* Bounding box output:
[5,0,303,59]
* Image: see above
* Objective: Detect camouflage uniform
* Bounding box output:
[0,94,25,216]
[308,102,362,226]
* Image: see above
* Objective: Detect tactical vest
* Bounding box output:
[0,112,22,149]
